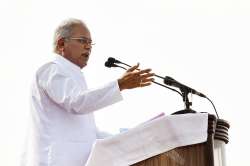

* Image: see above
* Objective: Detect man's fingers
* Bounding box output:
[139,82,152,87]
[119,64,155,90]
[140,72,155,79]
[141,78,155,83]
[137,68,152,74]
[127,63,139,72]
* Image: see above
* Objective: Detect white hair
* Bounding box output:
[53,18,86,53]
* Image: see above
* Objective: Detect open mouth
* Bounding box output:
[81,53,90,65]
[81,52,90,58]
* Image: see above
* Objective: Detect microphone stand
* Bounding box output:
[171,87,196,115]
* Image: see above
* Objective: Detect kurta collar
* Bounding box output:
[54,54,82,74]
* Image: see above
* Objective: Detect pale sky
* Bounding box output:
[0,0,249,165]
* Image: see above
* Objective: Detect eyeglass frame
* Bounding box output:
[64,37,95,46]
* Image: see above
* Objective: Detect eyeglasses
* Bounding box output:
[66,37,95,46]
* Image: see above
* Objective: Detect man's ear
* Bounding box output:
[58,38,65,46]
[57,38,65,52]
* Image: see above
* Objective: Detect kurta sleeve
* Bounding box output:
[37,63,123,114]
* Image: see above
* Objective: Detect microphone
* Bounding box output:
[104,58,127,70]
[107,57,122,64]
[164,76,206,98]
[106,57,133,68]
[104,60,117,68]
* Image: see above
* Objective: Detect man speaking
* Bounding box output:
[21,18,154,166]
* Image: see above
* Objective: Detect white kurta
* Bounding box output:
[21,55,123,166]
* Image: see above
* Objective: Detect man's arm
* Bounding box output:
[38,63,154,115]
[38,64,122,114]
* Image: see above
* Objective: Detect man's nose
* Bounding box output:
[84,44,92,50]
[83,46,92,54]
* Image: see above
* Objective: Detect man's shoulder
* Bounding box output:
[35,54,64,76]
[36,62,58,76]
[35,60,68,81]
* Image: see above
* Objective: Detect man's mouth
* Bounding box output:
[81,52,90,58]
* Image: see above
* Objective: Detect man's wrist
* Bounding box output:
[118,79,125,91]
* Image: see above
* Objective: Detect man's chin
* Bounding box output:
[80,63,87,68]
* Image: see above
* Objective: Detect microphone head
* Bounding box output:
[105,57,121,68]
[107,57,116,64]
[104,60,119,68]
[108,57,121,64]
[104,57,116,68]
[104,61,112,68]
[164,76,176,85]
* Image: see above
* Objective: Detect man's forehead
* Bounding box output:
[72,24,90,36]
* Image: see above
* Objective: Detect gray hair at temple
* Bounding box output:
[53,18,86,53]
